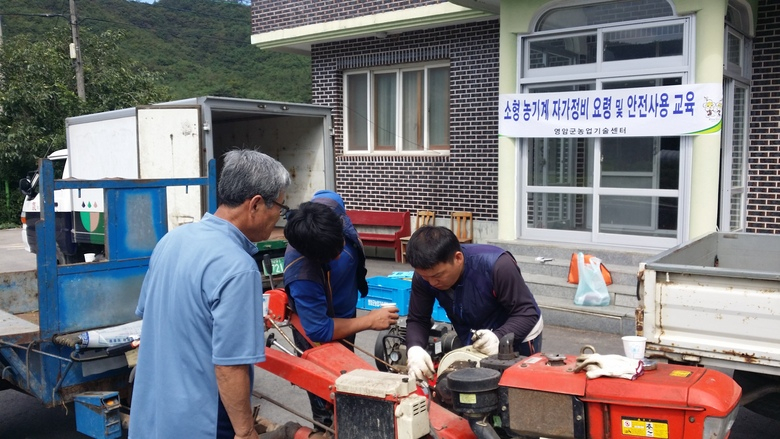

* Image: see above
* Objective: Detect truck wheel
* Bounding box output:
[733,370,780,421]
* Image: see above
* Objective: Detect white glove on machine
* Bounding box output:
[471,329,500,356]
[407,346,435,381]
[573,354,644,380]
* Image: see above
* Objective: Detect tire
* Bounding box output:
[374,329,393,372]
[374,328,405,372]
[733,370,780,421]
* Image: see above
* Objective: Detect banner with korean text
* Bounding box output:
[499,83,722,138]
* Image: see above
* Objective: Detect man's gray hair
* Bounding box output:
[218,149,291,208]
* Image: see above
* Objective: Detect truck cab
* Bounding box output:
[19,149,89,263]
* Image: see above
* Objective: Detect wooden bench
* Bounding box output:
[346,210,411,262]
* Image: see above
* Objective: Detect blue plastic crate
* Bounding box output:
[432,299,450,323]
[358,277,412,315]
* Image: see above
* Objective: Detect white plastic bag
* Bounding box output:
[573,252,610,306]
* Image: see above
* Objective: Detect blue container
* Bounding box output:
[432,299,451,323]
[74,391,122,439]
[359,277,412,315]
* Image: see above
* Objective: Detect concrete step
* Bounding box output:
[535,295,637,336]
[515,254,639,286]
[524,272,639,309]
[490,240,651,336]
[498,239,658,268]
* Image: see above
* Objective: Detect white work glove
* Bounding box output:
[574,354,644,380]
[407,346,435,381]
[471,330,500,356]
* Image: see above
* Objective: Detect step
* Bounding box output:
[496,239,659,268]
[535,295,637,336]
[523,272,639,308]
[515,254,639,286]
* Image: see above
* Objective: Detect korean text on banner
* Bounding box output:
[499,83,722,138]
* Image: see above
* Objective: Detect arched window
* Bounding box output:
[536,0,674,31]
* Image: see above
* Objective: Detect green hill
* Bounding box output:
[0,0,312,102]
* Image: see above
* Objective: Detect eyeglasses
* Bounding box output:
[270,199,290,218]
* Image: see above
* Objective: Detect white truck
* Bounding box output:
[19,96,334,263]
[637,231,780,420]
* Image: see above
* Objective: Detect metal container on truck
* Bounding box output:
[637,231,780,420]
[20,96,334,265]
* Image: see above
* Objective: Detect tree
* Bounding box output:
[0,26,170,222]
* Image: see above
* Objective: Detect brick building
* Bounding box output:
[251,0,774,253]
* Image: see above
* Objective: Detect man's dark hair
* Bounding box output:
[284,202,344,264]
[406,226,461,269]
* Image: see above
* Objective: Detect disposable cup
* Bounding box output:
[263,293,270,317]
[84,253,96,263]
[381,302,397,309]
[622,336,647,360]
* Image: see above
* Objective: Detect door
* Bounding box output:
[137,106,203,231]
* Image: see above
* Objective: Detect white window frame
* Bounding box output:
[517,16,694,249]
[343,62,450,156]
[720,21,752,232]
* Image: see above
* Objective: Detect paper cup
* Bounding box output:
[622,336,647,360]
[84,253,96,263]
[381,302,396,309]
[263,293,270,317]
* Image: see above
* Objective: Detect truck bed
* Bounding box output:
[0,309,39,344]
[640,232,780,376]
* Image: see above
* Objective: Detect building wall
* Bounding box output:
[310,20,501,222]
[748,0,780,233]
[251,0,444,33]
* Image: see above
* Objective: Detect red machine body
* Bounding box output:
[499,353,741,439]
[259,291,740,439]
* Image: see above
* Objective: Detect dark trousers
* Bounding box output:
[291,327,356,431]
[516,332,543,357]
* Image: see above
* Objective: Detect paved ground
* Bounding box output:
[0,227,36,272]
[1,228,778,438]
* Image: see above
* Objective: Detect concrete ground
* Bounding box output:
[1,229,778,438]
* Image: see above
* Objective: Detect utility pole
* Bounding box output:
[69,0,86,100]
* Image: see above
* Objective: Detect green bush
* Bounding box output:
[0,181,24,229]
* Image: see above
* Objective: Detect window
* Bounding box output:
[344,64,450,154]
[519,0,690,248]
[720,1,752,232]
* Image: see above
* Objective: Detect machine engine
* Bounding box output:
[334,370,430,439]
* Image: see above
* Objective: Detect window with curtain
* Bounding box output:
[344,64,450,154]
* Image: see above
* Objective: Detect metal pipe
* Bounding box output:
[0,340,72,361]
[339,338,403,373]
[267,320,304,356]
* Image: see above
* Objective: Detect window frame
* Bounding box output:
[343,62,451,156]
[517,15,694,249]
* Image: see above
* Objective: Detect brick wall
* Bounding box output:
[252,0,443,34]
[310,20,500,220]
[748,0,780,233]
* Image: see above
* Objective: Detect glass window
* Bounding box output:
[529,35,597,69]
[344,64,450,154]
[527,193,592,232]
[603,24,684,61]
[374,72,397,151]
[428,66,450,150]
[537,0,674,31]
[346,73,368,151]
[600,196,677,235]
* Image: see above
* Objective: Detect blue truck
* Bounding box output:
[1,158,217,437]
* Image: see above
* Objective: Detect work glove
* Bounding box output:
[471,329,500,356]
[407,346,435,381]
[573,354,644,380]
